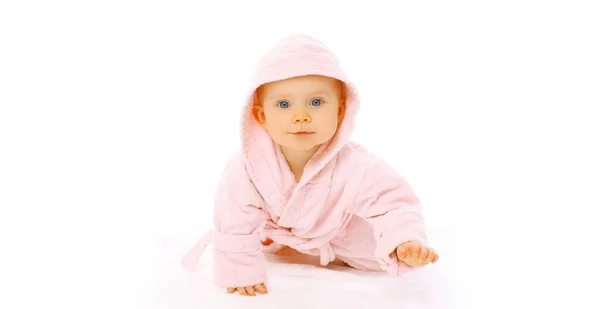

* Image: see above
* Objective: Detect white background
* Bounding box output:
[1,1,599,308]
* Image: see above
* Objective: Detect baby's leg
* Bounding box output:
[330,215,384,272]
[266,245,327,266]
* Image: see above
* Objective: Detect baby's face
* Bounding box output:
[255,75,344,151]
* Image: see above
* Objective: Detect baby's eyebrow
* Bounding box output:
[268,90,331,101]
[267,93,293,101]
[309,90,331,96]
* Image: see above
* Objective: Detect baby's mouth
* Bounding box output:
[290,131,315,136]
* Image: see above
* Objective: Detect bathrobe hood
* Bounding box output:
[240,33,360,198]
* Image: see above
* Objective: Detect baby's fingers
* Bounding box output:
[245,286,256,296]
[407,242,421,258]
[227,287,236,293]
[418,246,429,262]
[425,248,436,263]
[254,283,268,294]
[396,245,408,260]
[237,287,248,296]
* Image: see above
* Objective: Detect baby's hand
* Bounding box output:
[396,241,439,267]
[226,283,268,296]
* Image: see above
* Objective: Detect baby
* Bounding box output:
[182,33,439,296]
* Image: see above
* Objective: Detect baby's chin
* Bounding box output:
[274,135,327,152]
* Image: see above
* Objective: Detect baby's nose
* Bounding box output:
[293,113,311,123]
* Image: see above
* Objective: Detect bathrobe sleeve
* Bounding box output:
[349,159,429,276]
[211,157,268,288]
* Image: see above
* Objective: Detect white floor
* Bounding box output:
[150,227,464,309]
[148,220,600,309]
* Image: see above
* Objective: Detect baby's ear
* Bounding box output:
[253,104,266,126]
[337,87,347,124]
[252,93,266,126]
[338,102,345,125]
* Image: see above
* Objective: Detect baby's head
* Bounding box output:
[252,74,347,152]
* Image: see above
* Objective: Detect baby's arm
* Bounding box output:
[211,155,269,294]
[348,159,434,275]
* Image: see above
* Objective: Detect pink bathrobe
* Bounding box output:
[182,33,428,289]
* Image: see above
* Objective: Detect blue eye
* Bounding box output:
[311,98,322,106]
[277,101,290,108]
